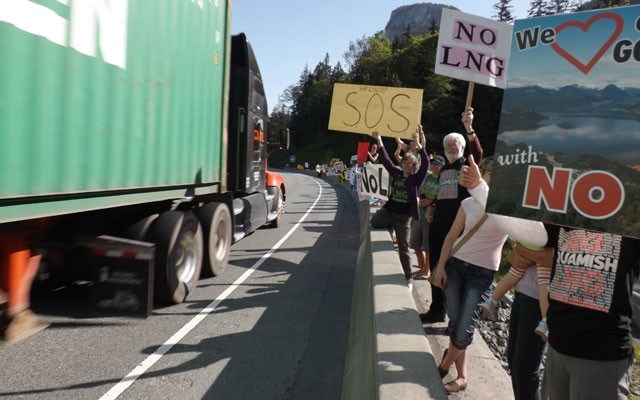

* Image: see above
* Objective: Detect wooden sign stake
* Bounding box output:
[465,81,475,110]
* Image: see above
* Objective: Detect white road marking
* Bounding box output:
[100,176,323,400]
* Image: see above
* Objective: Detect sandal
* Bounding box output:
[411,271,430,280]
[444,378,468,394]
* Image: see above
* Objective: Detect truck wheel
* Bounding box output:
[269,188,284,228]
[198,202,231,277]
[125,214,159,241]
[153,211,203,304]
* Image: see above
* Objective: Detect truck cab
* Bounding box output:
[228,34,287,240]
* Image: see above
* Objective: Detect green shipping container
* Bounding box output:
[0,0,230,223]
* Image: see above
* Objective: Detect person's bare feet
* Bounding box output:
[444,377,467,394]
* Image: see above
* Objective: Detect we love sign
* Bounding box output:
[513,10,633,73]
[486,5,640,239]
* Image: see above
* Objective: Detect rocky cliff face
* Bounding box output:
[385,1,640,41]
[384,3,458,41]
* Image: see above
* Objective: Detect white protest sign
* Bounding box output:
[435,8,513,88]
[360,163,391,200]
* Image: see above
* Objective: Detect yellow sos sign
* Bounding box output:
[328,83,423,138]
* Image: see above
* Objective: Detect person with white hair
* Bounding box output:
[421,107,484,323]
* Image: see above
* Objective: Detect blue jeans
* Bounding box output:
[444,257,494,350]
[507,292,547,400]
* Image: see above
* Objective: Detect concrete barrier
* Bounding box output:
[299,172,513,399]
[370,228,448,400]
[340,198,377,400]
[340,193,447,400]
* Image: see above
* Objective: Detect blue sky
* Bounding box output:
[231,0,530,112]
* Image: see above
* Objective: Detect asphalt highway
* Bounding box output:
[0,171,359,400]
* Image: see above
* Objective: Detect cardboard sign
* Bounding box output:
[486,6,640,239]
[360,163,391,200]
[357,142,370,163]
[328,83,423,138]
[435,8,513,88]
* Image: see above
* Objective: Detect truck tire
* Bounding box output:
[125,214,159,242]
[153,211,203,304]
[269,187,284,228]
[198,202,231,277]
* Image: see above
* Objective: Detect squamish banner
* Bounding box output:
[487,5,640,239]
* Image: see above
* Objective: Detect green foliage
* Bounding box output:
[547,0,573,14]
[493,0,515,22]
[574,0,634,11]
[270,28,504,166]
[528,0,550,17]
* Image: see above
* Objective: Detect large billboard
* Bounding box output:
[487,6,640,239]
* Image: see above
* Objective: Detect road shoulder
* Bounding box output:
[412,278,515,399]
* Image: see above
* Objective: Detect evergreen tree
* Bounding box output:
[574,0,629,10]
[282,29,505,165]
[403,24,412,45]
[428,16,439,34]
[528,0,549,16]
[601,0,630,7]
[547,0,573,14]
[572,0,585,11]
[493,0,515,22]
[268,102,291,147]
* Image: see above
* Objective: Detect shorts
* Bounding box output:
[410,217,429,251]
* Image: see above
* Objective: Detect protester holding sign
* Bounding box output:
[366,142,381,205]
[513,226,639,400]
[367,142,379,164]
[430,158,510,394]
[458,157,552,341]
[421,108,483,323]
[461,155,549,400]
[410,155,445,280]
[370,126,429,285]
[394,134,423,165]
[461,153,640,400]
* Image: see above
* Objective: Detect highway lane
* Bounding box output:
[0,171,360,400]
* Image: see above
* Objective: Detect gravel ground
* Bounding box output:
[476,303,518,372]
[476,299,640,399]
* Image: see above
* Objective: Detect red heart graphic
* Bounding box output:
[550,12,624,74]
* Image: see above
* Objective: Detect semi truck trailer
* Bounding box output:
[0,1,286,342]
